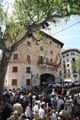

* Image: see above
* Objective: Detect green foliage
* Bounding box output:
[0,4,5,23]
[13,0,72,27]
[4,17,24,43]
[76,58,80,70]
[13,0,80,27]
[0,0,80,45]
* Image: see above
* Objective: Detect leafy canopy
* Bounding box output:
[0,0,80,51]
[76,58,80,70]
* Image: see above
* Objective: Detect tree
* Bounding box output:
[75,58,80,81]
[0,0,80,100]
[72,58,80,81]
[76,58,80,69]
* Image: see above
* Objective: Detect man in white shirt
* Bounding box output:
[50,109,57,120]
[39,102,46,119]
[33,101,40,119]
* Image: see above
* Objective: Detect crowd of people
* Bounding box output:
[0,87,80,120]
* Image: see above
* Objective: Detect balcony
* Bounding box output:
[37,60,44,64]
[37,59,58,66]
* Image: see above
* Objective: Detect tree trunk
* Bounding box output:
[0,52,10,101]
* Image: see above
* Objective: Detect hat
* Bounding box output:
[41,102,45,105]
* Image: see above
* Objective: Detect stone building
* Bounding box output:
[5,31,63,89]
[59,49,80,82]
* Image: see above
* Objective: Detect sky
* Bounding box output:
[45,16,80,50]
[1,0,80,50]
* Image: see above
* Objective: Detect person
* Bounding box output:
[13,102,23,115]
[7,110,21,120]
[75,116,80,120]
[32,101,40,119]
[38,102,46,119]
[0,101,5,111]
[0,111,3,120]
[57,96,64,112]
[57,115,65,120]
[50,109,57,120]
[50,95,56,108]
[1,102,12,120]
[59,104,71,120]
[25,101,32,119]
[20,113,31,120]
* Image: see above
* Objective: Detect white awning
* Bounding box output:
[64,79,73,82]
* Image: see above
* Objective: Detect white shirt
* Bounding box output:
[39,107,45,118]
[25,105,32,118]
[50,113,57,120]
[33,104,39,115]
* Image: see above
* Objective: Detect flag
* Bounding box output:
[53,65,58,71]
[28,60,31,64]
[54,54,58,65]
[50,57,53,63]
[27,54,31,64]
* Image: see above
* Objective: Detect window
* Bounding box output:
[12,66,18,72]
[26,67,31,73]
[66,54,69,56]
[64,69,66,74]
[27,54,32,61]
[59,71,62,77]
[63,55,65,58]
[50,41,52,44]
[67,64,69,67]
[40,46,43,51]
[63,64,66,69]
[63,60,65,64]
[46,57,49,64]
[13,53,18,60]
[50,50,53,54]
[68,69,70,77]
[71,53,75,55]
[38,56,44,64]
[73,69,76,73]
[73,75,77,78]
[26,79,30,85]
[27,41,31,46]
[12,79,17,86]
[67,59,69,62]
[68,69,70,73]
[72,58,75,62]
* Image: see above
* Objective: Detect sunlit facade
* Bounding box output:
[5,31,63,89]
[59,49,80,82]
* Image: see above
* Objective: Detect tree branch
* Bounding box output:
[9,31,27,53]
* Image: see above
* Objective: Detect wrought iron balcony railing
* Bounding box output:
[37,60,59,67]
